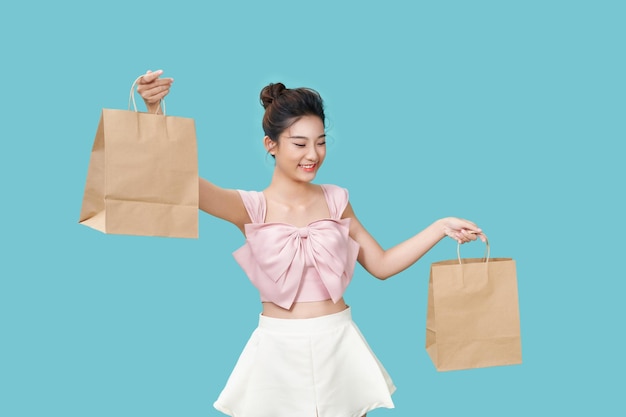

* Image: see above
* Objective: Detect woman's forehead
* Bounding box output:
[284,116,325,138]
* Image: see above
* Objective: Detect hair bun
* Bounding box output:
[260,82,287,109]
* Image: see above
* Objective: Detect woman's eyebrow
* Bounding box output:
[287,134,327,139]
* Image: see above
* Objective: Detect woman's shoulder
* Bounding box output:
[319,184,351,218]
[236,189,266,223]
[320,183,349,195]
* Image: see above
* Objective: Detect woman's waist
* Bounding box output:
[261,298,348,319]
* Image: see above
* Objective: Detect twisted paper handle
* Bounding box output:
[457,237,490,265]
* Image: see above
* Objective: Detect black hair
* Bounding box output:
[260,82,325,142]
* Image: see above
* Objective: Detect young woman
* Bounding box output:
[137,70,485,417]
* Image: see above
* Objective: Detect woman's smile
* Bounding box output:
[298,163,317,172]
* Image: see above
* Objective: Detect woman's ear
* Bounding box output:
[264,136,276,155]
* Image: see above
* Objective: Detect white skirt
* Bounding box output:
[213,307,396,417]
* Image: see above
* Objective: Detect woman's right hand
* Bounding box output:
[136,70,174,114]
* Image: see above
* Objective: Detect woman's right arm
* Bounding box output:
[137,70,250,232]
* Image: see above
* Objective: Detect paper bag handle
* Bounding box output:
[128,74,166,115]
[457,237,490,265]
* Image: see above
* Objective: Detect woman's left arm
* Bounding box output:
[343,203,486,280]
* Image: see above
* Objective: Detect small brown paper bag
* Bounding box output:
[425,241,522,371]
[79,76,198,238]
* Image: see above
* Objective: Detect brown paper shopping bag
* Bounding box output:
[425,240,522,371]
[79,76,198,238]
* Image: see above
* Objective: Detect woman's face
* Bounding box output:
[269,115,326,183]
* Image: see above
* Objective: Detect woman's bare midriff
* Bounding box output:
[262,298,348,319]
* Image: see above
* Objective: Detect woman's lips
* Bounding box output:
[299,163,316,172]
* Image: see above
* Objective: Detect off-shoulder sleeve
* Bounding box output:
[237,190,266,224]
[321,184,350,219]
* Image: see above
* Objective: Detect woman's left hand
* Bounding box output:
[440,217,487,244]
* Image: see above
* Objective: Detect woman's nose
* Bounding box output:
[306,144,318,160]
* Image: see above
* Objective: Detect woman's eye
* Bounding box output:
[294,143,306,148]
[317,141,326,146]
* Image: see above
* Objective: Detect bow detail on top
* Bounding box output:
[233,218,360,310]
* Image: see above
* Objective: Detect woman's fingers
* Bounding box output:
[459,229,487,244]
[137,70,174,103]
[443,217,486,244]
[140,84,171,103]
[140,69,163,83]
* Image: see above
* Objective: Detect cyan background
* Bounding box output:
[1,1,624,416]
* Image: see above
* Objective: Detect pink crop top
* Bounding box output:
[232,184,360,310]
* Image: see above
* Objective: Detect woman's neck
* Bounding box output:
[265,174,318,205]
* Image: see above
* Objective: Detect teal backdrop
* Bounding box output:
[1,1,624,416]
